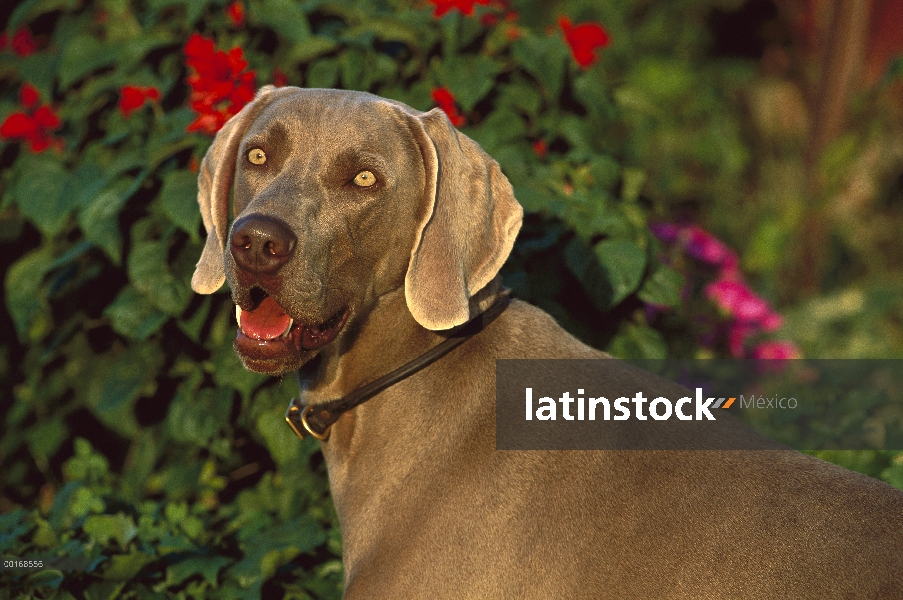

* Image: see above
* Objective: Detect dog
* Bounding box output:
[190,85,903,599]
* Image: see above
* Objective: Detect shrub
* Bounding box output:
[1,1,900,598]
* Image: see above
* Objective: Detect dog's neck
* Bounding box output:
[300,277,503,406]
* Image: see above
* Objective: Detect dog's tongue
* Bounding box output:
[240,297,291,340]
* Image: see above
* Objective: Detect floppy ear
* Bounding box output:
[404,108,523,330]
[191,85,283,294]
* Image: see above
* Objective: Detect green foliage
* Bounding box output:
[1,1,901,598]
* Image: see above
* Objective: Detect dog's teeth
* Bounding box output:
[235,305,242,328]
[281,318,294,338]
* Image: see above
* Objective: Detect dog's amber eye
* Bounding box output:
[352,170,376,187]
[248,148,267,165]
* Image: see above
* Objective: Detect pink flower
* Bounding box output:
[728,322,756,358]
[685,225,737,267]
[558,16,610,69]
[650,222,681,243]
[431,87,465,127]
[708,279,786,356]
[705,279,770,323]
[652,222,742,278]
[751,340,800,361]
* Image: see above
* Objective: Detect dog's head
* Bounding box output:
[191,86,522,375]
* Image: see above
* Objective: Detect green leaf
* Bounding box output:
[100,552,155,581]
[160,170,201,240]
[167,555,231,586]
[212,342,268,401]
[78,177,138,264]
[5,245,54,340]
[64,438,110,482]
[83,513,138,548]
[17,53,60,99]
[637,264,683,308]
[497,81,542,118]
[229,516,324,587]
[565,239,646,310]
[252,0,311,43]
[59,34,118,88]
[596,240,646,305]
[340,47,366,90]
[167,387,232,447]
[287,36,340,64]
[620,168,647,202]
[97,344,160,414]
[471,109,526,155]
[12,154,73,236]
[128,239,192,316]
[607,323,668,359]
[511,35,568,100]
[27,418,67,462]
[307,58,340,88]
[104,286,169,341]
[9,0,77,32]
[256,404,306,465]
[434,55,500,112]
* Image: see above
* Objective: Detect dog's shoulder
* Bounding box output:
[481,298,606,360]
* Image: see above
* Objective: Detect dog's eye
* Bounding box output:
[352,170,377,187]
[248,148,267,165]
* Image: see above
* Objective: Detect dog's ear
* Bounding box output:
[404,108,523,330]
[192,85,281,294]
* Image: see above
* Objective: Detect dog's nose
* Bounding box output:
[230,215,297,275]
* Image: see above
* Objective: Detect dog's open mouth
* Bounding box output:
[235,293,349,355]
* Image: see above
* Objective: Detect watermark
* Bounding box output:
[524,388,738,421]
[1,556,98,571]
[496,359,903,451]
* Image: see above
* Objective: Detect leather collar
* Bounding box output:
[285,290,512,441]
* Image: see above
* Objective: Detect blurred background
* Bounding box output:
[1,0,902,597]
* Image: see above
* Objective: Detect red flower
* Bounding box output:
[19,83,40,109]
[0,83,62,153]
[183,33,256,134]
[273,68,289,87]
[118,85,161,117]
[480,12,499,26]
[558,16,610,69]
[429,0,491,18]
[505,25,522,41]
[532,140,547,159]
[0,27,38,56]
[431,87,465,127]
[227,1,245,26]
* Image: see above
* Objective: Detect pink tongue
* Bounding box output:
[240,297,291,340]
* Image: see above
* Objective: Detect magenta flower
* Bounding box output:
[685,225,738,268]
[751,341,800,360]
[705,279,781,325]
[728,322,756,358]
[651,220,796,358]
[650,222,681,243]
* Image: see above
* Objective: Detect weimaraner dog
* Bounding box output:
[191,85,903,599]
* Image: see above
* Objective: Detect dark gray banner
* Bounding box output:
[1,556,100,571]
[496,359,903,450]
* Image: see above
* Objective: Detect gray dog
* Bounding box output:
[191,85,903,599]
